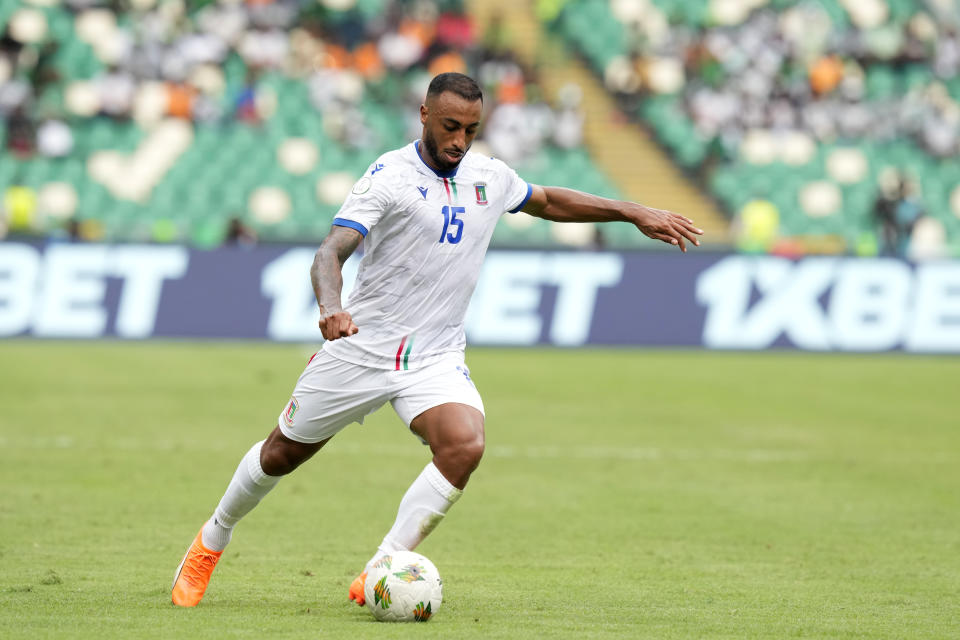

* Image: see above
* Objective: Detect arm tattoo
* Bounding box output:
[311,226,362,315]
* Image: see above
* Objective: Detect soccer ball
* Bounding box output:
[363,551,443,622]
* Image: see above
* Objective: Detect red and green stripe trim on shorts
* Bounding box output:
[395,334,414,370]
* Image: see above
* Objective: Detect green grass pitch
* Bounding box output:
[0,342,957,639]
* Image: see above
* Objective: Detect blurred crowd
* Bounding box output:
[539,0,960,257]
[596,0,960,161]
[0,0,583,165]
[0,0,591,245]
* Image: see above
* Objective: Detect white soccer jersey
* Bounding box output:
[322,140,532,370]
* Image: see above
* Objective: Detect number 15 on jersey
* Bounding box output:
[438,206,464,244]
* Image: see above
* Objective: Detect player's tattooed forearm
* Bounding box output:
[312,226,362,311]
[324,226,363,266]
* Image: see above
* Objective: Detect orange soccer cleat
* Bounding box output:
[348,571,367,606]
[171,528,223,607]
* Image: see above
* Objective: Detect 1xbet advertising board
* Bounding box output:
[1,242,958,352]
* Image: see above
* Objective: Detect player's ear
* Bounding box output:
[420,103,428,125]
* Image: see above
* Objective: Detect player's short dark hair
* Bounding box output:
[426,72,483,103]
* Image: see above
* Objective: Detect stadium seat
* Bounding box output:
[0,0,623,248]
[545,0,960,255]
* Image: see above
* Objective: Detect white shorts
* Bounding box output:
[277,350,484,444]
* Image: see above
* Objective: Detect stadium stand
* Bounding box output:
[6,0,958,256]
[543,0,960,257]
[0,0,620,248]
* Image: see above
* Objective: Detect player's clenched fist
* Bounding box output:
[319,310,359,341]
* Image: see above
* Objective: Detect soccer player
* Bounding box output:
[172,72,702,607]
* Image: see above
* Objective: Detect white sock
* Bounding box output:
[367,462,462,567]
[201,440,281,552]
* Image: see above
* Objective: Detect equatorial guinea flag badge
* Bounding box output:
[283,397,299,426]
[474,182,488,205]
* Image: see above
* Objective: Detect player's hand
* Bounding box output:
[319,310,359,341]
[631,205,703,252]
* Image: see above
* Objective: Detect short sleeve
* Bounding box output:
[332,163,395,236]
[500,164,532,214]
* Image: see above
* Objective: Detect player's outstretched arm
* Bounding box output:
[312,225,363,340]
[521,184,703,252]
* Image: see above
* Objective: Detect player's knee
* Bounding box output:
[260,433,323,476]
[432,429,484,489]
[259,444,296,476]
[444,431,485,473]
[461,434,485,471]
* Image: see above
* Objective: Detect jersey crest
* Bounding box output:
[474,182,488,205]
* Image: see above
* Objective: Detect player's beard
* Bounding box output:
[423,129,467,172]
